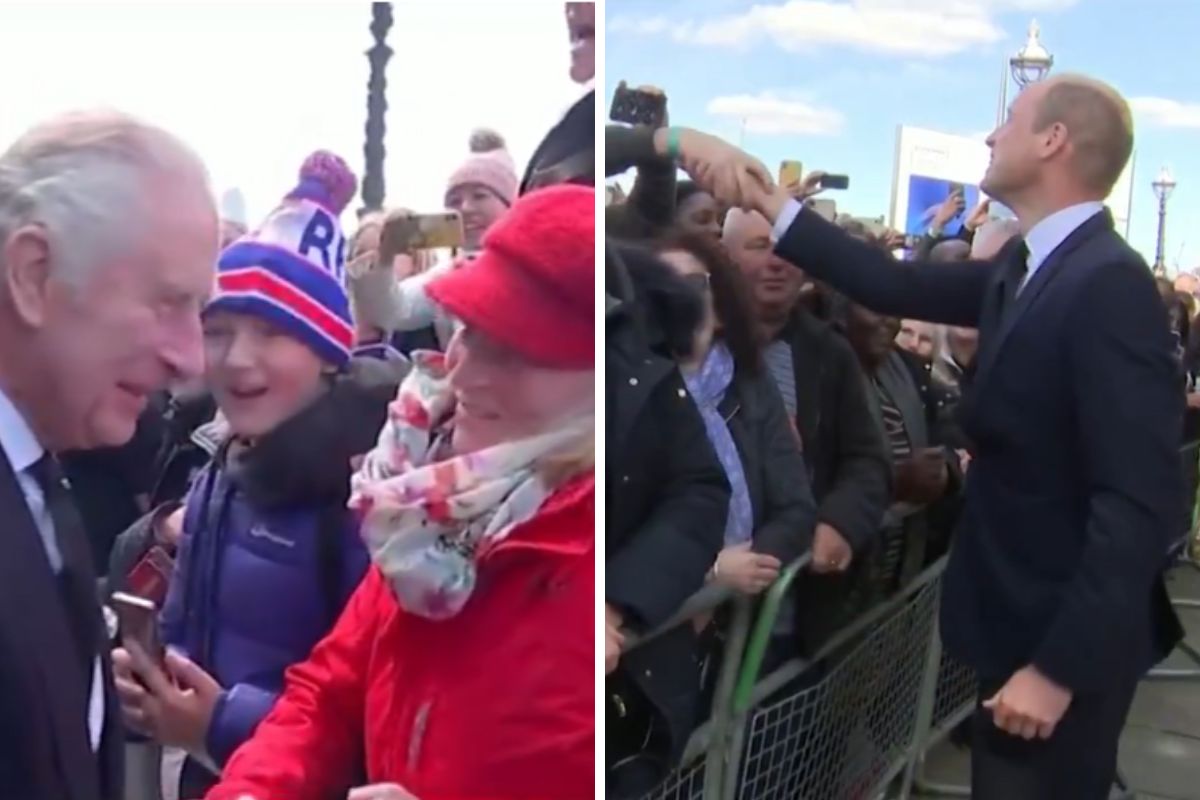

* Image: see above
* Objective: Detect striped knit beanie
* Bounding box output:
[205,151,358,367]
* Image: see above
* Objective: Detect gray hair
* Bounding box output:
[0,109,211,285]
[971,217,1022,260]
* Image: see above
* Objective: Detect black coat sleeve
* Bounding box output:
[625,158,677,233]
[1032,258,1183,692]
[605,125,660,177]
[606,372,729,629]
[775,206,999,327]
[749,374,817,564]
[816,338,891,552]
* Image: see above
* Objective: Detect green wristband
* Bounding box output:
[666,127,683,161]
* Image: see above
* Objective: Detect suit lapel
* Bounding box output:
[0,450,100,800]
[972,210,1112,392]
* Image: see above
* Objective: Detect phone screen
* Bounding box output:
[609,82,667,127]
[379,211,464,263]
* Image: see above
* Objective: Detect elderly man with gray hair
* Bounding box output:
[0,110,218,800]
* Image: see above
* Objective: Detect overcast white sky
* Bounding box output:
[0,1,580,227]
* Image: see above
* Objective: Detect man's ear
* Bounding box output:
[2,225,54,327]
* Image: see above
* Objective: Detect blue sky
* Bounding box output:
[606,0,1200,272]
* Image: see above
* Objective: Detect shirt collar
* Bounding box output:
[0,386,44,474]
[1024,201,1106,272]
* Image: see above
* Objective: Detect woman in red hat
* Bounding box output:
[204,184,595,800]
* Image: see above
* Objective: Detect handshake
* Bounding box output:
[653,128,790,221]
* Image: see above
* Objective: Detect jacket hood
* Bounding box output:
[229,358,406,510]
[606,239,702,359]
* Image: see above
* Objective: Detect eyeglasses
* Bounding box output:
[680,272,712,295]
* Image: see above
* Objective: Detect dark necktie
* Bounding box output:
[999,240,1031,318]
[29,454,97,687]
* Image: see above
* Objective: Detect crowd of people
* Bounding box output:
[0,4,596,800]
[605,72,1195,799]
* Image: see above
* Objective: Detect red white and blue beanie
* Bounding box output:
[205,151,358,368]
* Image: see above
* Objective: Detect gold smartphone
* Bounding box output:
[379,211,464,263]
[779,160,804,189]
[111,591,165,669]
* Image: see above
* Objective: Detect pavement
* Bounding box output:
[918,559,1200,799]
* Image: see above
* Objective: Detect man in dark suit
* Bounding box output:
[0,110,218,799]
[672,74,1184,797]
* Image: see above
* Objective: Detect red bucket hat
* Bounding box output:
[427,184,594,369]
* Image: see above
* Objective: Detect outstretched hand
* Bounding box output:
[660,128,779,216]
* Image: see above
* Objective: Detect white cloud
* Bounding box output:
[1130,97,1200,130]
[706,92,845,135]
[613,0,1077,59]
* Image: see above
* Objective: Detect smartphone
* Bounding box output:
[779,160,804,189]
[111,592,165,669]
[609,81,667,128]
[948,181,966,198]
[124,545,175,607]
[379,211,464,264]
[818,174,850,191]
[903,234,923,250]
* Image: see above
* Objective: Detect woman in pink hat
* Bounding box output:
[205,184,595,800]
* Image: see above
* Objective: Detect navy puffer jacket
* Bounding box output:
[159,358,404,766]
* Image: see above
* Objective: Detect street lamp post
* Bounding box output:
[996,20,1054,128]
[361,2,393,216]
[1152,166,1178,275]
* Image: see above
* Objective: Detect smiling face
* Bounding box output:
[1,176,218,451]
[203,311,328,439]
[724,211,805,319]
[565,2,595,83]
[448,326,593,454]
[445,184,508,251]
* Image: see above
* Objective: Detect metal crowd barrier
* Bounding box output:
[623,438,1200,800]
[1147,439,1200,682]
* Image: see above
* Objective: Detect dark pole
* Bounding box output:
[1154,192,1168,275]
[361,2,393,216]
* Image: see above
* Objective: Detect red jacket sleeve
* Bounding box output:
[204,568,387,800]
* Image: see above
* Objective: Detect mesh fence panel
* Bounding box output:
[930,650,977,735]
[638,756,707,800]
[734,577,941,800]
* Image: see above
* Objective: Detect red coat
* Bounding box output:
[205,475,595,800]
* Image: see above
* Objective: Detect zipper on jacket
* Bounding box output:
[407,699,433,773]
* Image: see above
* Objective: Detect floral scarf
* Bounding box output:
[350,350,591,620]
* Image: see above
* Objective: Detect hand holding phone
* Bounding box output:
[378,211,464,264]
[818,173,850,191]
[609,81,668,128]
[111,592,165,671]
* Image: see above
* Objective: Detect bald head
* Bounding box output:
[722,206,772,247]
[972,218,1022,260]
[1032,74,1133,196]
[930,239,971,263]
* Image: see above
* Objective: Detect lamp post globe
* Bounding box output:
[1152,166,1177,274]
[1011,19,1054,88]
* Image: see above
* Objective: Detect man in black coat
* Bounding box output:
[605,241,728,797]
[0,111,219,800]
[677,74,1184,797]
[723,208,890,651]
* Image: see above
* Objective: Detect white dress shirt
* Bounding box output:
[0,387,105,751]
[1020,201,1106,290]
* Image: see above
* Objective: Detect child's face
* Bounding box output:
[203,311,327,439]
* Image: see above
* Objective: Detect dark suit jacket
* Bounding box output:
[776,206,1184,694]
[0,449,123,800]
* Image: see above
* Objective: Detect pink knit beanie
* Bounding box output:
[444,129,518,208]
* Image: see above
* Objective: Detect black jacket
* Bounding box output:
[605,242,727,794]
[777,311,890,551]
[0,451,123,800]
[719,366,817,563]
[777,205,1184,692]
[520,89,594,193]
